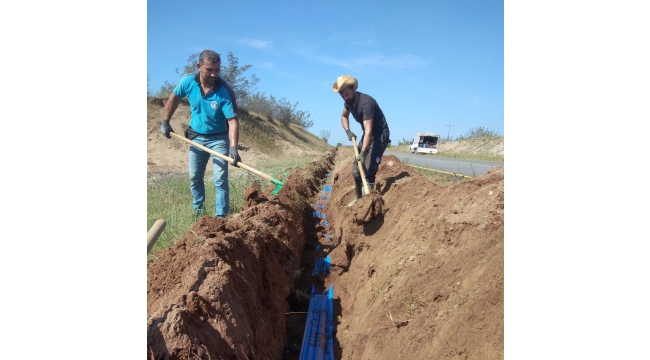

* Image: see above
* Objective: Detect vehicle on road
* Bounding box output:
[409,132,440,154]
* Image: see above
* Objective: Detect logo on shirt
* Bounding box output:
[211,101,218,110]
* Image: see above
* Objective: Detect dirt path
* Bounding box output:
[147,146,504,359]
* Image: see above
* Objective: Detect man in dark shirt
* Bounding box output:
[333,75,391,206]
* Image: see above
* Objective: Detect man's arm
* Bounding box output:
[227,117,241,165]
[228,117,239,147]
[341,108,351,131]
[361,119,373,152]
[341,108,357,141]
[163,93,181,121]
[160,92,181,138]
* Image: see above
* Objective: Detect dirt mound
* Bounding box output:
[323,152,504,359]
[147,147,504,359]
[147,152,335,359]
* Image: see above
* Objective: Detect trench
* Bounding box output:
[283,178,336,360]
[147,149,342,360]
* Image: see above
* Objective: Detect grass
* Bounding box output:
[428,152,504,163]
[409,166,468,186]
[238,112,282,156]
[147,158,313,258]
[404,293,426,314]
[365,284,385,305]
[391,138,504,163]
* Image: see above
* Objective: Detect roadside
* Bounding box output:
[390,136,504,163]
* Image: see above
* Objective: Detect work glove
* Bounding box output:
[346,128,357,141]
[160,119,174,139]
[356,150,368,164]
[229,146,241,165]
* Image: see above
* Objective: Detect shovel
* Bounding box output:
[350,136,371,196]
[170,132,285,195]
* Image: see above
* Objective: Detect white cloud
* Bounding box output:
[312,52,428,70]
[237,38,271,49]
[255,61,295,78]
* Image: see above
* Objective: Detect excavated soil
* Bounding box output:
[147,146,504,360]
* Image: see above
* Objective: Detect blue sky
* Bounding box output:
[147,0,504,146]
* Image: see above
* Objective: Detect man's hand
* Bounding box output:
[160,120,174,139]
[346,128,357,141]
[356,150,367,163]
[229,146,241,165]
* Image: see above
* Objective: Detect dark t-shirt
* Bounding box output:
[344,92,389,137]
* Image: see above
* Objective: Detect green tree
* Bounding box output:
[155,80,176,98]
[220,51,259,102]
[178,53,199,76]
[456,126,500,140]
[397,137,412,146]
[154,51,314,129]
[319,129,331,142]
[156,51,259,101]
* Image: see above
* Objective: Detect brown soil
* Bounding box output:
[147,100,504,359]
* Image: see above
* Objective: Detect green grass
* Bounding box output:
[427,152,504,163]
[390,138,504,163]
[238,112,282,156]
[147,158,314,257]
[409,166,468,185]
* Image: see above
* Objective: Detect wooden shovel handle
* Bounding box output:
[170,132,272,181]
[351,136,371,195]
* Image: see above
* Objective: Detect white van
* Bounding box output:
[409,132,440,154]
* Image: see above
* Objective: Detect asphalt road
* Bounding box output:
[383,150,504,177]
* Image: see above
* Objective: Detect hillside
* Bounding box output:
[147,97,332,176]
[147,97,504,359]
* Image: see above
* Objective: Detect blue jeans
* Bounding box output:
[188,133,229,217]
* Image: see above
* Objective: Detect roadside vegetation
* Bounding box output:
[392,126,503,162]
[410,166,470,185]
[147,51,313,129]
[147,154,469,259]
[147,157,315,259]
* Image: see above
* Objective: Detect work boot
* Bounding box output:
[347,182,363,207]
[192,208,205,221]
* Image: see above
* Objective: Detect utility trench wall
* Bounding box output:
[147,147,505,360]
[147,151,336,360]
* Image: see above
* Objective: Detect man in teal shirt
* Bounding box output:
[160,50,241,219]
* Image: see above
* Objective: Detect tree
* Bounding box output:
[397,137,412,146]
[220,51,259,102]
[178,53,199,76]
[155,80,176,98]
[456,126,500,140]
[319,129,331,142]
[158,51,259,101]
[153,51,315,129]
